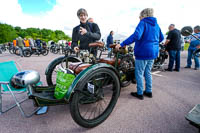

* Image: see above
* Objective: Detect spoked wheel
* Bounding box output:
[42,49,49,56]
[152,52,166,70]
[119,56,135,87]
[9,48,14,54]
[70,68,120,128]
[52,48,59,54]
[23,49,32,57]
[46,57,81,86]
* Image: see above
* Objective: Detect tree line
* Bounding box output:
[0,23,72,44]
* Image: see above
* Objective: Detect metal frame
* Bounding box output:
[0,60,42,117]
[0,81,41,117]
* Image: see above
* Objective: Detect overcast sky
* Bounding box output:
[0,0,199,39]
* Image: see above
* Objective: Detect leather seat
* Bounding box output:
[69,62,91,75]
[99,57,120,66]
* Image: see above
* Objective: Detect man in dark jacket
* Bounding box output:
[106,31,114,57]
[116,8,164,100]
[35,38,42,48]
[164,24,181,71]
[72,8,101,56]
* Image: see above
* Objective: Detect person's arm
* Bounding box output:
[159,29,164,43]
[164,39,170,45]
[120,21,145,47]
[71,27,79,49]
[110,36,114,44]
[85,23,101,40]
[164,31,172,45]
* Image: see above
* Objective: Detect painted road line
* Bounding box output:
[152,71,163,77]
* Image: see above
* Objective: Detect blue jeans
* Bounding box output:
[107,48,112,57]
[186,49,200,68]
[168,50,180,70]
[135,59,154,95]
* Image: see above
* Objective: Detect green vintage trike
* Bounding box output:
[12,42,136,128]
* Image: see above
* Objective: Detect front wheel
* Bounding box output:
[70,68,120,128]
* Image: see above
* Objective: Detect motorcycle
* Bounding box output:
[23,46,49,57]
[152,43,168,70]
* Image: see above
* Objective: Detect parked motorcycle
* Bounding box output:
[23,46,49,57]
[152,43,168,70]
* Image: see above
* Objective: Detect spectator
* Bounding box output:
[185,25,200,70]
[16,37,24,57]
[24,38,30,47]
[29,38,35,47]
[164,24,181,72]
[88,17,94,23]
[106,31,114,57]
[68,41,71,47]
[116,8,164,100]
[72,8,101,57]
[13,38,17,47]
[35,38,42,48]
[180,35,185,51]
[42,41,47,48]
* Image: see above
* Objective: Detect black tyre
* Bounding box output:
[153,52,166,70]
[23,49,32,57]
[42,49,49,56]
[119,56,135,87]
[9,48,14,54]
[70,68,120,128]
[52,48,59,54]
[14,48,20,56]
[46,57,81,85]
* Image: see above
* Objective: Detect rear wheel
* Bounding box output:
[70,68,120,128]
[42,49,49,56]
[46,57,81,86]
[23,49,32,57]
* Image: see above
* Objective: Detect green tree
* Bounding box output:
[0,23,71,43]
[0,23,17,43]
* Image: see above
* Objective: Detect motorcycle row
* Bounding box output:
[0,42,73,57]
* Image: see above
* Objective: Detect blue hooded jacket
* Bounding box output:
[120,17,164,60]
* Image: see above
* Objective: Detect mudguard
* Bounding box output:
[45,56,82,75]
[65,63,120,101]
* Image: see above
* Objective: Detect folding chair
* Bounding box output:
[0,61,42,117]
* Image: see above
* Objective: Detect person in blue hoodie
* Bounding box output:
[115,8,164,100]
[185,25,200,70]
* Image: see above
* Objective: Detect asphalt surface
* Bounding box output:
[0,51,199,133]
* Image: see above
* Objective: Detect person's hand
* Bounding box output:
[74,47,79,53]
[115,44,121,50]
[196,45,200,49]
[79,27,87,35]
